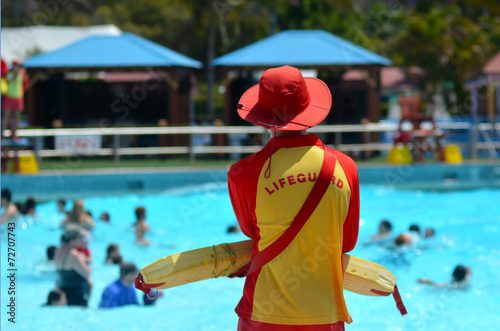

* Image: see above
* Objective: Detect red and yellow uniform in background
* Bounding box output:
[228,134,360,326]
[4,66,28,112]
[1,58,8,96]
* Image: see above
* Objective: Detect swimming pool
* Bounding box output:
[1,185,499,330]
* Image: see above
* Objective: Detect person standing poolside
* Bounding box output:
[2,60,28,135]
[227,66,360,330]
[1,188,19,224]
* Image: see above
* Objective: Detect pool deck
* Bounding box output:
[2,161,500,202]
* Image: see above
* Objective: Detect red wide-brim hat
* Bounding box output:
[237,66,332,131]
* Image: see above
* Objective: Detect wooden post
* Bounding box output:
[487,81,495,123]
[471,88,479,160]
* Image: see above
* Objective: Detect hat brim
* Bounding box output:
[237,77,332,131]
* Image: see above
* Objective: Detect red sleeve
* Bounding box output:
[227,173,256,239]
[336,153,360,253]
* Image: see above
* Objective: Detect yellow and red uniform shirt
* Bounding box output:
[228,134,360,325]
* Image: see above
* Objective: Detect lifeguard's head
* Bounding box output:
[236,65,332,131]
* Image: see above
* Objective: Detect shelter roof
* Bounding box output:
[464,51,500,90]
[23,32,202,69]
[343,66,425,90]
[1,24,122,63]
[483,51,500,74]
[213,30,391,68]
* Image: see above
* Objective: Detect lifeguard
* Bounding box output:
[2,60,29,135]
[227,66,360,330]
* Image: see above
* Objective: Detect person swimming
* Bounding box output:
[227,224,240,234]
[365,219,393,246]
[99,212,111,223]
[418,265,471,290]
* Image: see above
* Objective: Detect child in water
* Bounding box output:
[134,206,150,246]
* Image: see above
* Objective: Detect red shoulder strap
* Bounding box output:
[235,147,336,277]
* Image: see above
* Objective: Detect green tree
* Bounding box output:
[389,6,495,112]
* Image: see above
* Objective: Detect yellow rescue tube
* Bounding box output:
[138,240,396,297]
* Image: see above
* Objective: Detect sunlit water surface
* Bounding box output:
[1,185,499,330]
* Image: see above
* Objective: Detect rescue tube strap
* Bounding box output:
[370,289,391,296]
[393,284,408,316]
[234,146,336,278]
[135,273,165,295]
[371,284,408,316]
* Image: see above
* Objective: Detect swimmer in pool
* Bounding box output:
[418,265,471,289]
[105,244,123,264]
[365,219,393,245]
[1,188,19,224]
[134,206,150,246]
[44,289,67,306]
[61,199,95,231]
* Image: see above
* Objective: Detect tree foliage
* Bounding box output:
[1,0,499,113]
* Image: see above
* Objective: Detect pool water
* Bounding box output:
[1,185,500,331]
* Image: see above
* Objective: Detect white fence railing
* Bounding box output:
[4,121,499,168]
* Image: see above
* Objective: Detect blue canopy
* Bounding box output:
[213,30,391,67]
[24,32,202,69]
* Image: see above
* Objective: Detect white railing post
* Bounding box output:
[189,130,195,166]
[335,131,341,149]
[34,136,43,166]
[113,134,120,168]
[471,89,479,160]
